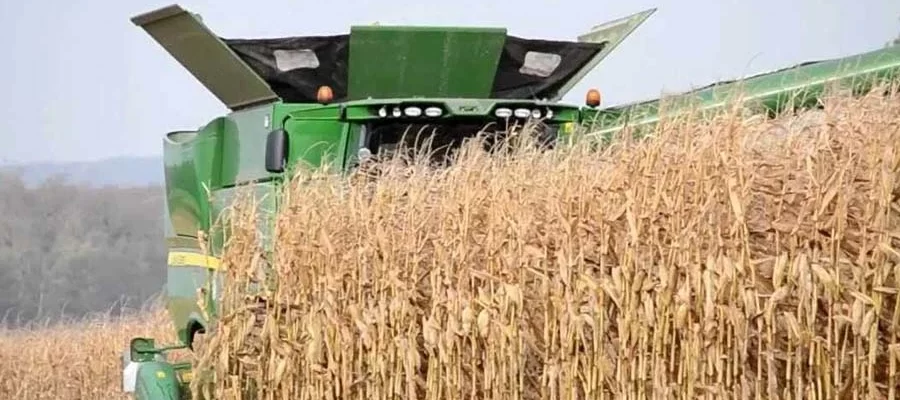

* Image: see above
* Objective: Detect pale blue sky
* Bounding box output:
[0,0,897,164]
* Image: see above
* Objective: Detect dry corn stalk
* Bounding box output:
[193,89,900,400]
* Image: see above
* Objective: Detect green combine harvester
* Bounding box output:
[121,3,900,399]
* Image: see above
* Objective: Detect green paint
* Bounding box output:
[218,104,278,186]
[164,266,208,345]
[130,5,277,110]
[128,338,191,399]
[285,113,351,172]
[328,98,582,121]
[134,362,182,400]
[347,26,506,99]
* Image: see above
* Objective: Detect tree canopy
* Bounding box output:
[0,172,166,327]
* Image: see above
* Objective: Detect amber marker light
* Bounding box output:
[585,88,601,107]
[317,85,334,104]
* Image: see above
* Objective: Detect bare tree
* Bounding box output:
[0,173,166,327]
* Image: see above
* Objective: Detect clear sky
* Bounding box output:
[0,0,897,164]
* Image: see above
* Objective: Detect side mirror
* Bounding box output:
[129,337,157,363]
[265,129,288,173]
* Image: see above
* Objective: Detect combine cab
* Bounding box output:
[122,3,900,399]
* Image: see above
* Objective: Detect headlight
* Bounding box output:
[404,106,422,117]
[424,107,442,117]
[392,107,402,117]
[531,109,542,119]
[514,108,531,119]
[495,108,512,118]
[358,147,373,161]
[378,106,387,118]
[545,108,554,119]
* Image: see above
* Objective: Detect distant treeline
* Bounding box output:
[0,172,166,327]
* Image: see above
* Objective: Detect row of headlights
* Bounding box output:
[375,105,554,120]
[494,107,554,120]
[377,105,443,118]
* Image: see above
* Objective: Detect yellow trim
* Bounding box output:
[168,251,221,270]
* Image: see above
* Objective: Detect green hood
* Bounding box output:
[132,4,655,109]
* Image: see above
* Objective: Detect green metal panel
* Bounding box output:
[583,44,900,138]
[218,104,278,187]
[131,4,278,110]
[164,261,209,346]
[162,180,280,348]
[284,114,351,172]
[161,122,222,347]
[551,8,656,101]
[162,103,275,241]
[162,102,282,345]
[347,26,507,99]
[134,361,182,400]
[297,97,582,121]
[163,125,220,241]
[344,123,365,166]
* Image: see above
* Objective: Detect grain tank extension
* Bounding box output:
[121,3,900,399]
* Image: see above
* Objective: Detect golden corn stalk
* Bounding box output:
[182,89,900,399]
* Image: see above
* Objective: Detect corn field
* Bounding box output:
[188,89,900,400]
[0,89,897,400]
[0,303,175,399]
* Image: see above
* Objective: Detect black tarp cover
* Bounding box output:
[491,36,606,99]
[222,34,605,103]
[224,35,351,104]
